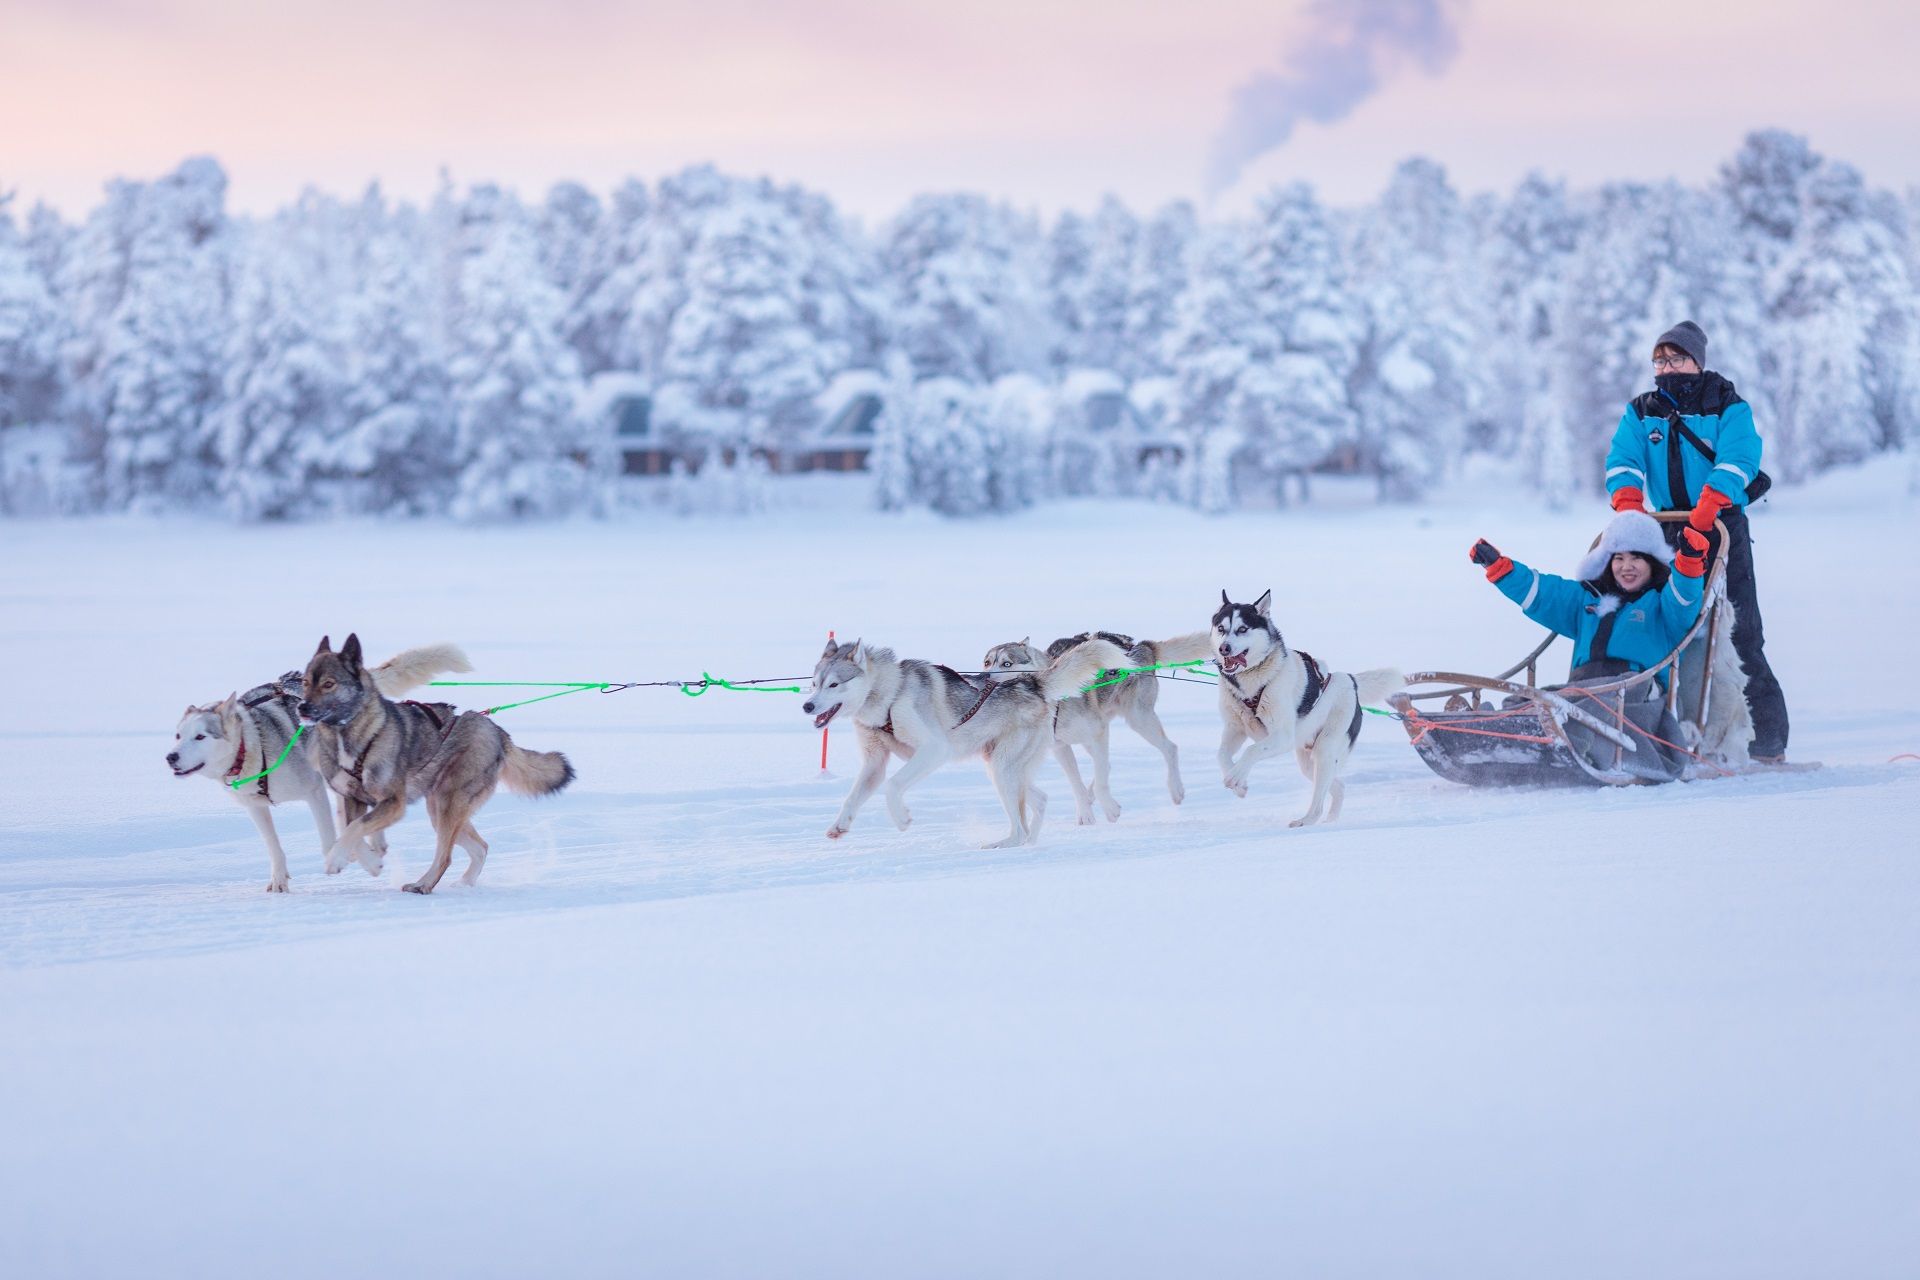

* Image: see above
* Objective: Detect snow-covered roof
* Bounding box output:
[813,368,888,413]
[577,370,651,421]
[1058,367,1125,403]
[1127,376,1178,422]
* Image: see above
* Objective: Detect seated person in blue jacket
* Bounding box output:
[1467,510,1711,687]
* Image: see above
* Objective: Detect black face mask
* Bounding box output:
[1655,372,1704,412]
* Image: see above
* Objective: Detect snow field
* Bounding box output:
[1,468,1917,1276]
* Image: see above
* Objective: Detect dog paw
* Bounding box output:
[982,834,1024,850]
[1288,816,1312,829]
[1100,800,1121,823]
[826,823,849,840]
[1075,806,1095,826]
[361,857,384,878]
[1169,781,1185,806]
[266,878,289,893]
[887,806,912,831]
[402,881,431,895]
[1224,776,1249,799]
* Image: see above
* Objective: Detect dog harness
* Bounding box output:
[1295,652,1330,718]
[953,680,997,728]
[1223,650,1331,737]
[227,688,300,800]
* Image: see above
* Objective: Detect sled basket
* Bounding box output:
[1394,514,1733,788]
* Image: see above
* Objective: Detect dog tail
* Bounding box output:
[500,739,576,797]
[370,643,474,697]
[1040,638,1131,703]
[1148,630,1214,667]
[1352,667,1406,706]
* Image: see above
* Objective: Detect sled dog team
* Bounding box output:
[171,593,1401,892]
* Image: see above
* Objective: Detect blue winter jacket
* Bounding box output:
[1491,560,1706,683]
[1604,373,1763,511]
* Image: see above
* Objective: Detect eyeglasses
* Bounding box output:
[1651,355,1695,371]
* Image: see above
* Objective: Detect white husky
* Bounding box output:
[980,630,1212,824]
[804,635,1129,848]
[167,643,471,891]
[1210,591,1403,827]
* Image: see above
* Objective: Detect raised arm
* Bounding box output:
[1471,539,1586,640]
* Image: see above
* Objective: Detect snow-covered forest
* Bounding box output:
[1,129,1915,519]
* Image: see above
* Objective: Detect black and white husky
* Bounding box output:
[1210,591,1403,827]
[804,635,1129,848]
[166,643,471,890]
[980,630,1212,824]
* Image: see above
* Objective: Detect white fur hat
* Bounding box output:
[1576,510,1674,581]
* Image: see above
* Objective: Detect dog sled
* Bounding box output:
[1391,513,1739,788]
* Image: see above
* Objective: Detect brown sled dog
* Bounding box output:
[298,633,575,894]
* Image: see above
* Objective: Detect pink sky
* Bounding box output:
[3,0,1915,220]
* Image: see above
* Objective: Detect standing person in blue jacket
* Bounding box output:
[1602,321,1788,763]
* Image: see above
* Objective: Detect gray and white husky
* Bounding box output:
[980,630,1212,824]
[298,634,575,894]
[167,643,472,891]
[804,635,1130,848]
[1210,591,1404,827]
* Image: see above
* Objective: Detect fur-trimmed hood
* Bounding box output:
[1576,511,1673,582]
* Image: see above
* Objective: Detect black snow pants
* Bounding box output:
[1668,507,1789,757]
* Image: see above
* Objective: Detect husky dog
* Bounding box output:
[980,630,1211,824]
[168,644,473,891]
[298,633,575,894]
[1210,590,1404,827]
[804,635,1129,848]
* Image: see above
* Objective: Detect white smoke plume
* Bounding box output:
[1206,0,1470,195]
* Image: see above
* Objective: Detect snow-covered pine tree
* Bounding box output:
[208,218,349,520]
[1162,226,1262,512]
[1077,199,1139,381]
[1347,158,1479,499]
[1233,183,1361,502]
[62,157,233,511]
[883,194,1049,384]
[538,182,602,300]
[340,194,453,514]
[438,183,595,520]
[650,171,885,468]
[564,179,656,378]
[1477,173,1582,495]
[1045,209,1091,374]
[1765,160,1911,478]
[1123,201,1198,382]
[0,195,66,512]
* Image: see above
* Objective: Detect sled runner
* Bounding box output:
[1392,513,1738,787]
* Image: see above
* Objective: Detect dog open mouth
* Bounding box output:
[1217,652,1249,675]
[171,763,204,777]
[812,705,840,730]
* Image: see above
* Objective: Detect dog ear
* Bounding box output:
[848,640,867,667]
[822,635,840,660]
[1253,589,1272,616]
[1220,589,1230,608]
[314,634,332,656]
[216,691,239,720]
[340,633,363,669]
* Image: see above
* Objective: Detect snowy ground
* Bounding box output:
[3,466,1918,1278]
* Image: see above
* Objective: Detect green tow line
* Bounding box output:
[228,724,308,790]
[1080,659,1215,692]
[678,673,803,696]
